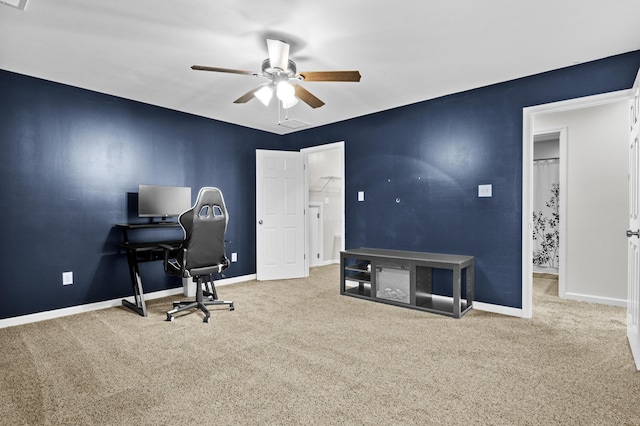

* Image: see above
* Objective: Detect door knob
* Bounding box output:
[259,220,263,225]
[627,229,640,238]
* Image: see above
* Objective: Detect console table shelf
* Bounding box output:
[340,248,474,318]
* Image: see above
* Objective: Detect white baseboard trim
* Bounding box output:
[563,292,627,308]
[472,292,627,317]
[0,274,257,329]
[216,274,256,286]
[473,301,525,318]
[316,259,339,267]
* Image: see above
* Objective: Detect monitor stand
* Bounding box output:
[153,216,178,225]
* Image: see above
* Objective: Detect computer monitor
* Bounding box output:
[138,184,192,221]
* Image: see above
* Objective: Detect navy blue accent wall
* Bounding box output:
[0,70,281,319]
[286,51,640,309]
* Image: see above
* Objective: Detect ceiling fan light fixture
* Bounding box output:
[281,96,299,109]
[276,81,298,109]
[276,81,295,102]
[254,85,273,107]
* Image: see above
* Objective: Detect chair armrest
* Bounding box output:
[161,244,172,274]
[160,243,184,276]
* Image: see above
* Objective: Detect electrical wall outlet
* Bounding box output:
[231,252,237,262]
[62,271,73,286]
[478,184,492,198]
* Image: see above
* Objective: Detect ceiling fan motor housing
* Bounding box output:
[261,58,298,79]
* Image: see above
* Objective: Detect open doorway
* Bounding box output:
[302,142,345,268]
[532,131,561,276]
[532,128,567,301]
[522,91,630,317]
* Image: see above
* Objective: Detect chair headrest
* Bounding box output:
[183,187,227,224]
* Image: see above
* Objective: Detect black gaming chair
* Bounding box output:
[162,187,234,322]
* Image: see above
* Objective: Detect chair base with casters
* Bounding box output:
[166,274,234,323]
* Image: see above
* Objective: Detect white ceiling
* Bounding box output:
[1,0,639,135]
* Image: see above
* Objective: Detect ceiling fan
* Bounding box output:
[191,39,361,109]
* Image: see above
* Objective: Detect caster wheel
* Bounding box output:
[229,306,235,311]
[203,317,210,323]
[166,314,174,322]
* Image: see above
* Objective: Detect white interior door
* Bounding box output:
[256,149,306,281]
[627,69,640,370]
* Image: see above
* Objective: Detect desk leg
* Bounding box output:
[122,251,147,317]
[453,267,461,318]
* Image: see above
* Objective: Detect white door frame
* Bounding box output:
[301,141,346,271]
[522,89,631,318]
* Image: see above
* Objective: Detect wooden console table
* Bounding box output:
[340,248,474,318]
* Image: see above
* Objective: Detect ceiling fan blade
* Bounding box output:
[266,39,290,71]
[294,85,325,109]
[233,87,262,104]
[191,65,256,75]
[298,70,361,82]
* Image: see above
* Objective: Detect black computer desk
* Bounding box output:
[116,222,183,316]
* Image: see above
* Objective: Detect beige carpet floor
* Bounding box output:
[1,265,639,425]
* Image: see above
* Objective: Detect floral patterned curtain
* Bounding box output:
[533,159,559,272]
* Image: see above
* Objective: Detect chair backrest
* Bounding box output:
[177,187,228,275]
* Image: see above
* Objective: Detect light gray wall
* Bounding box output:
[535,100,628,304]
[534,138,560,160]
[308,147,343,263]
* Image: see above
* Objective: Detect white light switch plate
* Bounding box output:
[358,191,365,202]
[478,184,492,198]
[62,271,73,285]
